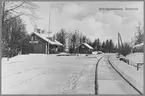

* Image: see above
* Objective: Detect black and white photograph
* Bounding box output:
[1,1,144,95]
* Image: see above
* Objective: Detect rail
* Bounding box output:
[95,55,104,95]
[108,56,143,95]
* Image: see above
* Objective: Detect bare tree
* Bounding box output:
[134,23,144,45]
[2,1,39,23]
[2,1,40,39]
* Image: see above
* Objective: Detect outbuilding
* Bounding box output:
[76,43,93,54]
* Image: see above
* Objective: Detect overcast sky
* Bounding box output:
[22,1,144,44]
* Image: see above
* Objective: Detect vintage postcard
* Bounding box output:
[1,1,144,95]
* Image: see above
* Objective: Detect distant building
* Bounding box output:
[132,42,144,53]
[22,29,63,54]
[76,43,93,54]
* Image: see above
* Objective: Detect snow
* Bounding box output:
[82,43,93,49]
[2,53,143,94]
[59,52,68,55]
[32,32,63,46]
[2,54,100,94]
[109,55,143,93]
[92,51,103,55]
[92,51,98,55]
[55,40,63,46]
[133,43,143,48]
[126,52,144,65]
[97,56,139,94]
[33,32,54,44]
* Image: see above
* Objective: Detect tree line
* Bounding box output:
[54,29,118,53]
[54,24,144,56]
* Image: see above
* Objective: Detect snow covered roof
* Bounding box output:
[133,42,144,48]
[55,40,63,46]
[78,43,93,49]
[83,43,93,49]
[31,32,63,46]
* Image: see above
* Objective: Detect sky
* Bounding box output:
[21,1,144,44]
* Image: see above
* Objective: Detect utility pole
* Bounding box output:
[118,33,123,57]
[47,4,51,54]
[77,29,80,55]
[118,33,120,57]
[119,33,123,47]
[47,11,50,54]
[48,10,51,34]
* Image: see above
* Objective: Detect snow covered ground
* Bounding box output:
[2,53,143,94]
[2,54,102,94]
[126,52,144,66]
[109,55,144,94]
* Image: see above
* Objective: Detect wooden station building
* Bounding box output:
[22,29,63,54]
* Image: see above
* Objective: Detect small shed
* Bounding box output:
[76,43,93,54]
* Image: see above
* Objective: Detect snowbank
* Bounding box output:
[92,51,98,55]
[126,53,144,66]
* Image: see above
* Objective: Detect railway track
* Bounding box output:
[95,55,104,95]
[95,55,143,95]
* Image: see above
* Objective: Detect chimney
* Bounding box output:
[53,35,55,42]
[42,30,44,34]
[37,29,41,34]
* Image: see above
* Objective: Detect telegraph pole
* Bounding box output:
[47,11,50,54]
[118,33,123,57]
[118,33,120,57]
[77,29,80,55]
[48,10,51,34]
[47,3,52,54]
[119,33,123,47]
